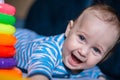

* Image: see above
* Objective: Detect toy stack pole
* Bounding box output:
[0,0,26,80]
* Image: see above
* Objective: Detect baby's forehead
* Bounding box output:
[76,7,119,29]
[75,9,100,25]
[77,5,116,22]
[77,9,108,23]
[74,9,101,27]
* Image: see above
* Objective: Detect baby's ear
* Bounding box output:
[65,20,74,37]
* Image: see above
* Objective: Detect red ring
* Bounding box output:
[0,46,16,58]
[0,3,16,15]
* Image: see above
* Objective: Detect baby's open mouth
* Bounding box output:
[68,54,83,66]
[72,54,82,63]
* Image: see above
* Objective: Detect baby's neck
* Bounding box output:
[70,69,83,74]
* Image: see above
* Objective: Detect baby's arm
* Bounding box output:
[28,75,49,80]
[27,41,58,80]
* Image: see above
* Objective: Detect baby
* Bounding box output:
[14,4,120,80]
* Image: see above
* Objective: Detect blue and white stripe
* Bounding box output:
[14,29,104,79]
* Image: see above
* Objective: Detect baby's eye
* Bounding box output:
[79,35,85,41]
[93,47,101,54]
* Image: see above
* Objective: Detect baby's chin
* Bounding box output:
[64,61,85,74]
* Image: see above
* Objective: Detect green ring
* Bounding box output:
[0,13,16,25]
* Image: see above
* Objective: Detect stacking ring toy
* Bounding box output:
[0,58,17,68]
[0,3,16,15]
[0,67,22,77]
[0,46,16,58]
[0,74,28,80]
[0,13,16,25]
[0,23,16,34]
[0,34,17,46]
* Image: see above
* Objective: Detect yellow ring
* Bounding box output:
[0,67,22,78]
[0,23,16,34]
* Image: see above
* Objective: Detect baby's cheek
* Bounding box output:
[86,58,101,68]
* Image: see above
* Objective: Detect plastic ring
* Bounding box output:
[0,46,16,58]
[0,3,16,15]
[0,13,16,25]
[0,67,22,77]
[0,23,16,34]
[0,34,17,46]
[0,58,17,68]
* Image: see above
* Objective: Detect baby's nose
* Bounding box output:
[77,48,89,61]
[80,47,89,56]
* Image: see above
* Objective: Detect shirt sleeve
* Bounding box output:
[27,41,58,80]
[90,66,105,79]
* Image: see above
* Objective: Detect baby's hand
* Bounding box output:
[28,75,49,80]
[98,75,107,80]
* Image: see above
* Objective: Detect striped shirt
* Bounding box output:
[14,29,103,79]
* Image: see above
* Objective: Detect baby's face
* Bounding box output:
[62,14,119,71]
